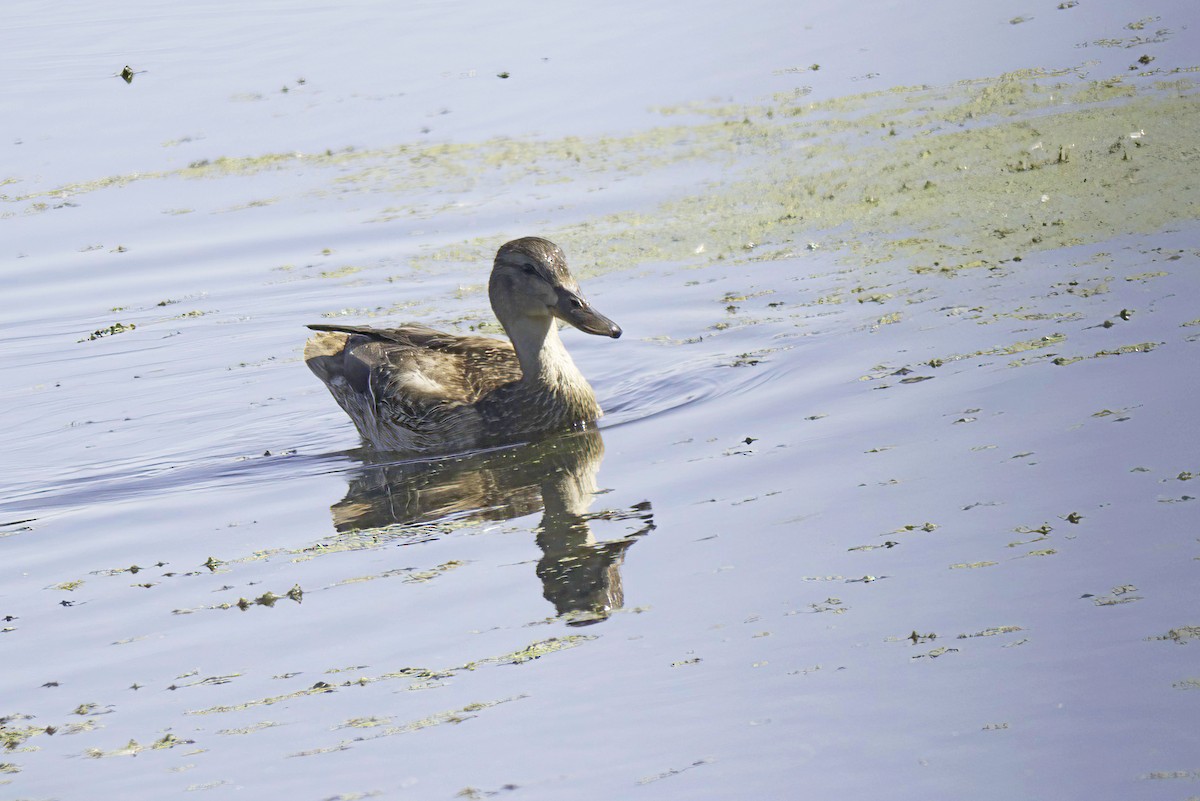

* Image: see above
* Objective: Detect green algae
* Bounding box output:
[402,560,465,583]
[77,322,136,343]
[217,721,282,736]
[291,696,524,758]
[1150,625,1200,644]
[484,635,592,665]
[48,579,85,591]
[319,265,364,279]
[1050,341,1162,366]
[957,625,1024,639]
[912,646,959,659]
[10,65,1196,290]
[333,560,466,587]
[339,716,391,729]
[230,585,303,610]
[1093,342,1160,356]
[387,73,1198,279]
[84,732,194,758]
[186,636,593,717]
[192,519,467,576]
[0,717,49,754]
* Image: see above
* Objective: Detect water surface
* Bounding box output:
[3,1,1200,799]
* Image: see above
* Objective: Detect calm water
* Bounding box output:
[4,1,1200,799]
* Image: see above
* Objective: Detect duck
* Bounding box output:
[304,237,622,454]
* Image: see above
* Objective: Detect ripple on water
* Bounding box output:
[602,347,791,430]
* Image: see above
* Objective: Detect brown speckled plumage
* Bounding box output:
[304,237,621,454]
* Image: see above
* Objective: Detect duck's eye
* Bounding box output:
[521,264,538,276]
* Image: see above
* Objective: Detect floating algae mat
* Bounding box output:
[13,70,1198,279]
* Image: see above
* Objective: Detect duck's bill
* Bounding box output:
[554,288,622,338]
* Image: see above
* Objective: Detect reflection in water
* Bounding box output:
[330,429,653,624]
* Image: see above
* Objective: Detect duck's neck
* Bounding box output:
[505,315,601,419]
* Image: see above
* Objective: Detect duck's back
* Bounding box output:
[304,324,522,452]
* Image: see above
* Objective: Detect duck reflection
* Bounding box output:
[329,429,653,624]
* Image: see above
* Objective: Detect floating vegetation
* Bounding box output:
[809,598,847,614]
[116,65,145,84]
[1009,523,1053,547]
[404,560,465,583]
[218,721,282,736]
[848,540,898,552]
[186,636,593,717]
[339,716,391,729]
[167,672,243,690]
[334,560,466,587]
[1052,341,1163,366]
[229,585,304,610]
[194,519,469,575]
[958,625,1024,639]
[287,695,526,756]
[0,716,49,753]
[319,265,364,279]
[464,635,594,668]
[1149,626,1200,644]
[78,322,135,343]
[1093,342,1159,357]
[13,69,1198,286]
[85,733,194,758]
[1091,590,1142,606]
[48,579,85,591]
[926,333,1069,370]
[912,646,959,660]
[1002,334,1066,354]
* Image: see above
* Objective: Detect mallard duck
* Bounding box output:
[304,237,622,454]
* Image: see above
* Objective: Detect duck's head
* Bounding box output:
[489,237,622,339]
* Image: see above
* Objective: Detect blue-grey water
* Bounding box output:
[3,1,1199,799]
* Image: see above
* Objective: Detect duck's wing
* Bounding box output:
[306,323,521,400]
[307,323,468,349]
[304,324,522,451]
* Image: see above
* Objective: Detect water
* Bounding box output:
[3,1,1200,799]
